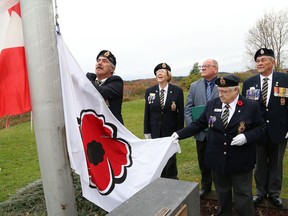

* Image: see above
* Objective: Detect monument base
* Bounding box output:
[107,177,200,216]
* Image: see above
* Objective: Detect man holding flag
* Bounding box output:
[86,50,124,124]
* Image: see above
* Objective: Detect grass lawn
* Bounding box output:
[0,98,287,204]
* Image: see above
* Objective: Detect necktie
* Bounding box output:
[221,104,230,128]
[160,89,165,109]
[206,82,212,101]
[96,80,102,85]
[262,78,268,105]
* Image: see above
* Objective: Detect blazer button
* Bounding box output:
[224,152,227,155]
[266,120,269,123]
[224,142,227,145]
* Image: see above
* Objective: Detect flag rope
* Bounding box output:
[53,0,61,34]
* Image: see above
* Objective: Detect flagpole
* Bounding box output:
[20,0,77,215]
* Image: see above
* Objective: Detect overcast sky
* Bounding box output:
[56,0,288,80]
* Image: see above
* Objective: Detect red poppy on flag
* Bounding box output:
[80,109,132,195]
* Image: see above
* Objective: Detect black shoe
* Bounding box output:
[199,189,211,199]
[269,196,283,208]
[253,195,264,206]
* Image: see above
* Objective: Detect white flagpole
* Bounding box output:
[20,0,77,215]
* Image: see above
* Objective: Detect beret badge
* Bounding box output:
[260,49,264,54]
[220,77,226,86]
[104,51,110,57]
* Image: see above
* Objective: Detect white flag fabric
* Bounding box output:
[57,34,181,212]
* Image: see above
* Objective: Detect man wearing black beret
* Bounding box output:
[86,50,124,124]
[242,48,288,208]
[171,74,266,215]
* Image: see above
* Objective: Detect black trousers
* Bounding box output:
[254,139,287,198]
[212,170,255,216]
[161,153,178,179]
[196,139,212,190]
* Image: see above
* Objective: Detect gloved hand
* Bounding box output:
[285,132,288,139]
[231,134,247,146]
[144,133,151,139]
[171,132,179,142]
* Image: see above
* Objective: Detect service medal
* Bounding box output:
[274,86,279,97]
[208,116,216,128]
[279,87,286,98]
[148,93,155,104]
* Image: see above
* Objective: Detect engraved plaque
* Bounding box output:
[154,207,171,216]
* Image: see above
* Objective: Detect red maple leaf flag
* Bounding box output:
[0,1,31,117]
[57,35,181,212]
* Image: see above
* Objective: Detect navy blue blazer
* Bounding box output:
[242,72,288,144]
[144,84,184,138]
[177,95,266,174]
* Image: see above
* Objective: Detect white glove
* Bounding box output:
[285,132,288,139]
[144,133,151,139]
[171,132,179,142]
[231,134,247,146]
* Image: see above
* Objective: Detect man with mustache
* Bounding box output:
[86,50,124,124]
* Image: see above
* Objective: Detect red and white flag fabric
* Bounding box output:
[0,0,31,117]
[57,34,181,212]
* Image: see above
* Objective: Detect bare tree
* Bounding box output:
[245,9,288,71]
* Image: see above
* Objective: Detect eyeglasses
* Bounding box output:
[199,64,217,69]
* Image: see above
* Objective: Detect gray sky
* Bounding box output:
[57,0,288,80]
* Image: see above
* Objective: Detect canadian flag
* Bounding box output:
[0,0,31,117]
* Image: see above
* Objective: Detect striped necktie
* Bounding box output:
[262,78,268,105]
[160,89,165,109]
[206,82,212,101]
[221,104,230,128]
[96,80,102,85]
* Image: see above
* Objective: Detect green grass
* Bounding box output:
[0,97,287,208]
[0,122,40,201]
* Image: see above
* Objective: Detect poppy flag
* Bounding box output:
[57,35,181,212]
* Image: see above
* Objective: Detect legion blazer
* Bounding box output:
[242,72,288,144]
[86,73,124,124]
[177,95,266,174]
[144,84,184,138]
[184,78,218,141]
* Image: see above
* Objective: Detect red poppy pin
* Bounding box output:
[237,100,243,106]
[79,110,132,195]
